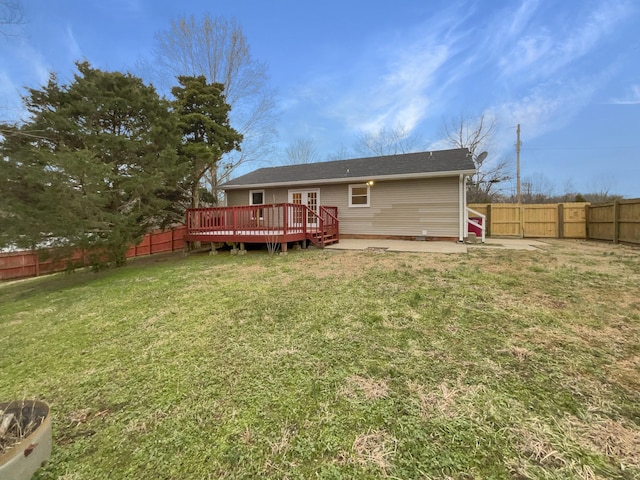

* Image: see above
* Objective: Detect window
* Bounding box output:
[249,190,265,220]
[349,184,370,207]
[250,190,264,206]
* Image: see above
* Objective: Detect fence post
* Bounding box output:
[486,204,492,237]
[34,250,39,277]
[557,204,564,239]
[585,204,590,240]
[613,200,620,244]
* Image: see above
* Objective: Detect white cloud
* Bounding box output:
[96,0,143,16]
[610,85,640,104]
[488,78,600,154]
[0,39,51,121]
[506,0,541,38]
[0,71,23,122]
[281,0,637,163]
[498,0,633,80]
[498,31,552,76]
[65,25,82,60]
[325,16,464,136]
[344,43,449,133]
[19,44,51,86]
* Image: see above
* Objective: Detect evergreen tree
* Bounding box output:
[171,75,242,208]
[0,62,185,266]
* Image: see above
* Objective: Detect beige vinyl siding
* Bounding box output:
[227,188,289,206]
[225,176,460,237]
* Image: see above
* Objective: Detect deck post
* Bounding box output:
[281,241,288,255]
[233,208,238,235]
[239,242,247,255]
[283,204,288,235]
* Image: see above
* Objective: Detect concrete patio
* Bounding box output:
[324,238,549,253]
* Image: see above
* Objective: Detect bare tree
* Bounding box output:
[584,175,622,203]
[325,144,353,161]
[0,0,23,34]
[284,137,320,165]
[520,173,556,203]
[443,113,511,203]
[147,14,277,201]
[353,125,425,157]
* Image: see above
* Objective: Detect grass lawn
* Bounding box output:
[1,240,639,479]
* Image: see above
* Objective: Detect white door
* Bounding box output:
[289,189,320,227]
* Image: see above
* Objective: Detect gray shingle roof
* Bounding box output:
[222,148,475,189]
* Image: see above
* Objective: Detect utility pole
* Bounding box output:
[516,124,521,204]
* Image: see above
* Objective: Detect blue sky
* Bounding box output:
[1,0,639,197]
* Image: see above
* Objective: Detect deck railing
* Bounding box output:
[319,206,339,243]
[186,203,338,245]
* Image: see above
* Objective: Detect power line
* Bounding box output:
[522,146,635,151]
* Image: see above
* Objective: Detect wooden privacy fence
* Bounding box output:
[586,199,640,245]
[468,203,589,239]
[0,226,186,282]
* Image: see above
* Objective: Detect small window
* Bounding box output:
[249,190,265,219]
[250,190,264,206]
[349,184,370,207]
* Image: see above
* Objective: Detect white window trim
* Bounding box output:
[249,189,265,220]
[349,183,370,208]
[249,189,265,205]
[287,188,320,206]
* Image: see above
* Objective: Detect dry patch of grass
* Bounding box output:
[340,375,390,401]
[498,345,533,362]
[238,426,254,446]
[352,429,397,472]
[269,426,295,455]
[507,417,613,480]
[567,415,640,470]
[608,355,640,394]
[67,408,92,425]
[408,378,486,419]
[510,420,569,470]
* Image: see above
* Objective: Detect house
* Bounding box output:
[184,148,476,251]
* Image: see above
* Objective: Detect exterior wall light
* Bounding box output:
[366,180,374,186]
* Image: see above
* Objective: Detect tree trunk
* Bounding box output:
[190,180,201,249]
[191,181,200,209]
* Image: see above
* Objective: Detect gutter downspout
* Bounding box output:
[463,174,468,239]
[458,174,465,242]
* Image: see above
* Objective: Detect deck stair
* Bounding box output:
[305,206,339,248]
[307,230,339,247]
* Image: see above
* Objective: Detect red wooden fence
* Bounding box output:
[0,226,186,282]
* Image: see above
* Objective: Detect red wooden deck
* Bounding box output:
[185,203,339,249]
